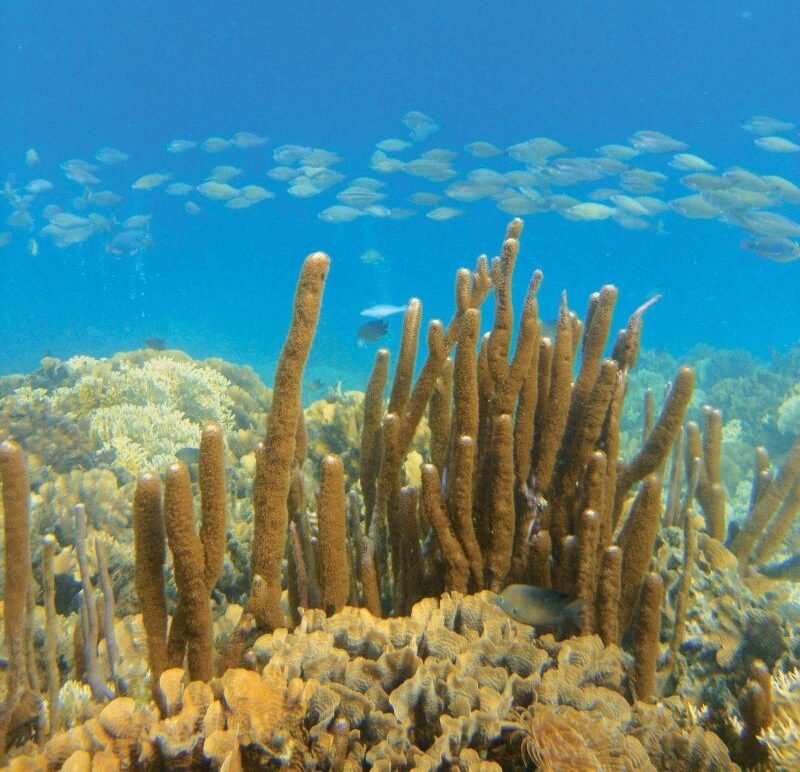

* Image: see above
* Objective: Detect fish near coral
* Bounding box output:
[357,319,388,347]
[495,584,582,628]
[143,337,166,351]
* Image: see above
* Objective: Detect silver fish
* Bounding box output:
[95,147,129,165]
[166,139,198,153]
[360,303,407,319]
[741,115,796,135]
[740,236,800,262]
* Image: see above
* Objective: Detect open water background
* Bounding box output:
[1,1,798,390]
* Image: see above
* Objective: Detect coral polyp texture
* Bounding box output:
[0,219,799,769]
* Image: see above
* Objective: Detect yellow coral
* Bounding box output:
[47,354,235,475]
[91,403,199,475]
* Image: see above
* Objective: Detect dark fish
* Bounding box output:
[495,584,582,627]
[308,378,325,392]
[176,446,200,464]
[357,319,388,345]
[144,337,166,351]
[758,554,800,581]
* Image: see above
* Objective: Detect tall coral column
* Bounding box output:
[248,252,330,630]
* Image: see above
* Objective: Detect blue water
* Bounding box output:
[1,1,799,390]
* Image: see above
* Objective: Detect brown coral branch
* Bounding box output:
[528,530,553,588]
[133,472,168,695]
[576,509,600,635]
[429,358,453,475]
[615,475,662,631]
[532,292,573,495]
[450,307,480,450]
[198,423,227,592]
[448,435,482,588]
[512,319,540,494]
[730,439,800,563]
[568,285,618,430]
[596,545,622,647]
[695,407,727,539]
[754,473,800,563]
[420,464,469,593]
[738,659,773,766]
[287,521,309,612]
[548,359,619,548]
[0,440,33,754]
[164,462,214,682]
[613,366,695,522]
[485,414,516,592]
[631,572,664,703]
[41,537,60,737]
[387,298,422,416]
[394,484,422,613]
[360,348,390,524]
[249,251,330,630]
[317,454,350,615]
[397,319,447,453]
[359,533,382,617]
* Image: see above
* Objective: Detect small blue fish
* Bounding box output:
[495,584,582,627]
[357,319,388,347]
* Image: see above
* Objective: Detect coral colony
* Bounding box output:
[1,219,800,769]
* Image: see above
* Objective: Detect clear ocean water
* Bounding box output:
[1,0,798,391]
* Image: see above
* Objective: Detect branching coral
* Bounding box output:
[53,355,235,476]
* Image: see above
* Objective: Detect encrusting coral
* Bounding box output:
[1,220,798,768]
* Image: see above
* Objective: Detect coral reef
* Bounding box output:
[0,220,798,769]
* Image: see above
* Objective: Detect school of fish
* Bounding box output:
[3,111,800,263]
